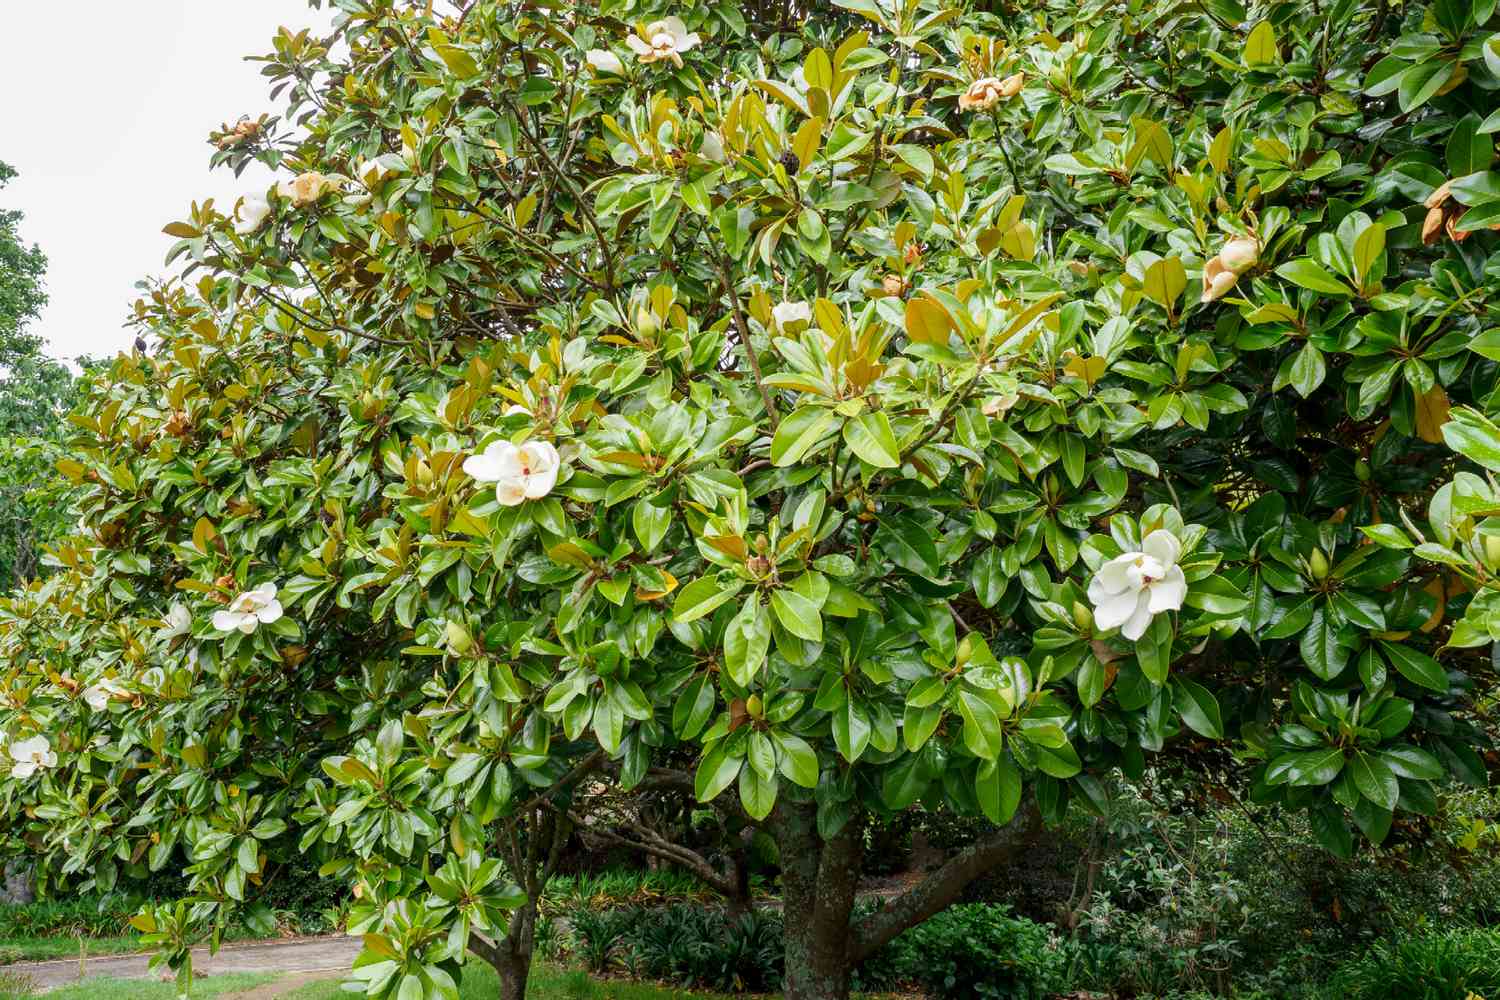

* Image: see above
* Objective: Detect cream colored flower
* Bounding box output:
[772,300,813,334]
[1217,235,1260,273]
[699,131,725,163]
[586,49,625,75]
[82,677,130,712]
[212,584,284,634]
[1200,256,1239,303]
[463,440,561,506]
[625,17,701,68]
[998,72,1025,98]
[277,172,339,208]
[959,77,1006,111]
[234,194,271,235]
[9,735,57,779]
[157,602,192,640]
[1087,530,1188,641]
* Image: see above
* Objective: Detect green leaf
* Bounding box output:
[976,754,1022,825]
[771,406,837,466]
[842,411,901,468]
[1378,641,1448,691]
[1349,752,1399,810]
[738,766,778,820]
[1142,257,1186,310]
[1275,259,1350,296]
[1173,679,1224,739]
[672,675,716,740]
[673,575,743,623]
[694,745,741,802]
[1244,20,1278,66]
[724,598,772,686]
[771,589,823,642]
[774,733,819,788]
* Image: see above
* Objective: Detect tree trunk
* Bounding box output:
[773,802,862,1000]
[474,901,534,1000]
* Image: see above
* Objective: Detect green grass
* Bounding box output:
[0,971,274,1000]
[281,963,898,999]
[0,936,146,965]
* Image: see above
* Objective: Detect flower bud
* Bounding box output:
[1484,535,1500,568]
[1308,548,1330,580]
[1217,236,1260,273]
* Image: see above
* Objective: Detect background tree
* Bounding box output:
[2,2,1498,1000]
[0,159,79,589]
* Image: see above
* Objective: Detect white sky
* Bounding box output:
[1,2,327,362]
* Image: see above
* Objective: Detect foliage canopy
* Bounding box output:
[2,0,1498,998]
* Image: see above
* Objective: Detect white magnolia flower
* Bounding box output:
[625,17,701,68]
[212,583,284,635]
[82,678,129,712]
[1087,530,1188,641]
[157,602,191,640]
[234,194,271,235]
[277,172,340,208]
[9,735,57,779]
[586,49,625,75]
[699,131,725,163]
[772,300,813,334]
[463,440,561,506]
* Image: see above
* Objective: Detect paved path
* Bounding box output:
[8,935,362,993]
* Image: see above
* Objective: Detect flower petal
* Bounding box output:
[625,35,651,56]
[1093,588,1142,631]
[212,609,243,633]
[1095,553,1140,594]
[462,443,513,482]
[12,761,35,779]
[523,461,560,499]
[1121,597,1156,641]
[1147,565,1188,613]
[256,600,284,626]
[1141,530,1181,568]
[251,582,278,603]
[496,478,528,506]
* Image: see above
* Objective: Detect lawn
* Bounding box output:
[0,971,275,1000]
[3,963,872,1000]
[0,937,144,965]
[280,964,747,999]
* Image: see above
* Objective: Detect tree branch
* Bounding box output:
[714,252,779,428]
[847,801,1042,963]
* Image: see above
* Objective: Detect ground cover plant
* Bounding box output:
[1,0,1497,999]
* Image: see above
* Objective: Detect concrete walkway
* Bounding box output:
[8,935,362,993]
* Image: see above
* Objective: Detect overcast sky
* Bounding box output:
[1,2,327,362]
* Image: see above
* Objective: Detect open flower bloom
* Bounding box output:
[699,131,725,163]
[959,76,1006,111]
[463,440,561,506]
[1087,530,1188,641]
[586,48,625,75]
[212,583,284,634]
[234,194,271,235]
[625,17,700,67]
[157,602,191,640]
[772,300,813,334]
[9,735,56,779]
[82,677,130,711]
[277,172,340,208]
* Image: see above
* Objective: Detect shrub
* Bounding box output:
[1324,928,1500,1000]
[859,903,1065,1000]
[583,903,784,994]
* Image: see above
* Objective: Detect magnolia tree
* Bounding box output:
[3,0,1499,998]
